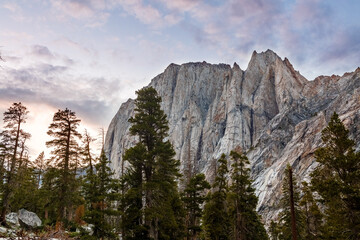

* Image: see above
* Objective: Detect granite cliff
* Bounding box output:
[105,49,360,223]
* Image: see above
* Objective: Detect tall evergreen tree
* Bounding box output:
[46,108,82,225]
[10,155,40,213]
[39,166,60,222]
[33,151,46,188]
[122,144,149,239]
[277,164,304,240]
[227,150,268,240]
[311,112,360,239]
[0,102,30,225]
[81,130,96,174]
[122,87,183,240]
[182,173,210,240]
[82,149,120,239]
[202,154,230,240]
[269,220,281,240]
[299,182,323,239]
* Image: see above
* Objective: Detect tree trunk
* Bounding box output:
[59,121,71,221]
[289,167,298,240]
[0,120,21,225]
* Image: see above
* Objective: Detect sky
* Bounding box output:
[0,0,359,159]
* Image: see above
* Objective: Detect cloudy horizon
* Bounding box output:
[1,0,359,158]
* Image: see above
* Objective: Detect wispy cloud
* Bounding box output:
[2,2,25,22]
[0,43,124,126]
[114,0,175,28]
[3,2,20,12]
[152,0,358,77]
[50,0,110,27]
[31,45,54,59]
[1,0,359,158]
[1,68,121,125]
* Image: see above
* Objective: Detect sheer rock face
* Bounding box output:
[105,50,360,224]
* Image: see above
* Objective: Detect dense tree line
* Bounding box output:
[271,112,360,240]
[0,94,358,239]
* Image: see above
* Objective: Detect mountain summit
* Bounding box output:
[104,50,360,223]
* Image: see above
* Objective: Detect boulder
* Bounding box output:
[17,209,42,228]
[81,224,94,236]
[0,226,8,234]
[5,212,20,227]
[0,226,16,237]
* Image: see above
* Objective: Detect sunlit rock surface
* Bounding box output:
[105,50,360,224]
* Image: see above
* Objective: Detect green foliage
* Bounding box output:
[121,144,147,239]
[33,152,46,188]
[0,102,30,224]
[121,87,184,240]
[269,220,281,240]
[10,161,40,213]
[39,167,61,222]
[299,182,323,239]
[277,164,304,240]
[182,173,210,239]
[202,154,230,240]
[46,108,82,223]
[82,149,120,239]
[311,112,360,239]
[227,150,268,240]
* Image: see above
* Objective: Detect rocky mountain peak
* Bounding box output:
[232,62,241,71]
[105,50,360,225]
[248,49,281,71]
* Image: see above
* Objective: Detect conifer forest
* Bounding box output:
[0,87,359,239]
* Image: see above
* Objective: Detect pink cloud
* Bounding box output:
[51,0,95,19]
[50,0,110,26]
[158,0,201,12]
[2,2,20,12]
[115,0,166,27]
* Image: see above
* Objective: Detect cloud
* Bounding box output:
[51,0,96,19]
[50,0,110,27]
[154,0,358,78]
[0,58,123,126]
[2,2,20,12]
[323,29,360,61]
[54,38,93,56]
[2,2,25,21]
[1,31,33,41]
[159,0,201,12]
[31,45,54,59]
[115,0,165,27]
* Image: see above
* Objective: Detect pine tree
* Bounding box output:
[182,173,210,240]
[39,166,60,222]
[82,149,120,239]
[278,164,304,240]
[311,112,360,239]
[121,144,149,239]
[122,87,183,240]
[81,130,96,174]
[0,137,6,192]
[269,220,281,240]
[10,155,40,213]
[299,182,323,239]
[202,154,230,240]
[46,108,82,225]
[0,102,30,225]
[227,150,268,240]
[33,151,46,188]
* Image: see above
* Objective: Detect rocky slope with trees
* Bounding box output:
[105,49,360,224]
